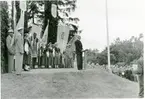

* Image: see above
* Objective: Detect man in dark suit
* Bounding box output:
[75,36,83,70]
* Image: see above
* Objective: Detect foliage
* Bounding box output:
[86,49,99,64]
[26,0,79,43]
[15,1,21,24]
[97,34,144,66]
[12,0,79,43]
[1,1,9,73]
[27,1,44,24]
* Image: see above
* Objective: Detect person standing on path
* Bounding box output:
[6,29,15,73]
[31,32,39,69]
[74,36,83,70]
[14,27,24,75]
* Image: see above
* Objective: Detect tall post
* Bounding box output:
[11,0,16,47]
[105,0,111,72]
[13,0,16,71]
[13,0,16,34]
[0,2,1,73]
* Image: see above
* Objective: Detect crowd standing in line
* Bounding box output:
[6,28,84,75]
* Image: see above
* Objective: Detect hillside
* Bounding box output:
[1,67,138,99]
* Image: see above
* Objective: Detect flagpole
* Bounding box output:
[10,0,16,47]
[105,0,111,72]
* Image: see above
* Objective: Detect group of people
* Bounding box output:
[6,27,84,75]
[36,42,73,69]
[6,27,24,75]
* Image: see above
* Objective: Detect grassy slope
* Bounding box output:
[1,67,138,99]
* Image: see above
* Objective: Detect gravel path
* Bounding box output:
[1,67,138,99]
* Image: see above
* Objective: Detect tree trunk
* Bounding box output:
[41,1,49,38]
[11,1,14,29]
[32,12,34,24]
[1,1,9,73]
[24,1,28,34]
[41,1,58,44]
[15,1,21,24]
[24,11,28,33]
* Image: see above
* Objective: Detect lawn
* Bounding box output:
[1,67,138,99]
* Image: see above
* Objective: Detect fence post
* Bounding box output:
[83,50,88,70]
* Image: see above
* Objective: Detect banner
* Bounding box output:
[57,24,70,53]
[29,24,42,39]
[19,1,26,11]
[41,24,49,46]
[16,11,25,34]
[11,10,25,46]
[51,4,57,18]
[68,35,78,52]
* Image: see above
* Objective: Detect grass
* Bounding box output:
[1,66,138,99]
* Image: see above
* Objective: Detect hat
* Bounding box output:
[8,29,13,33]
[17,27,23,31]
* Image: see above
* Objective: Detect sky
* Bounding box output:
[73,0,145,52]
[7,0,145,52]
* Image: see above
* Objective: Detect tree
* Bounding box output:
[1,1,9,73]
[86,49,99,64]
[27,1,44,25]
[97,34,143,66]
[15,1,21,24]
[41,0,79,44]
[25,0,79,44]
[12,0,79,43]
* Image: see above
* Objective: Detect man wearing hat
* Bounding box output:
[15,27,24,75]
[6,29,15,73]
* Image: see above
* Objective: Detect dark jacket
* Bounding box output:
[75,40,83,54]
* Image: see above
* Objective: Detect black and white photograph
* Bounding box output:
[0,0,144,98]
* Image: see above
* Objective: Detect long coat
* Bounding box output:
[14,33,24,74]
[15,33,24,54]
[6,35,15,55]
[75,40,83,70]
[6,35,15,73]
